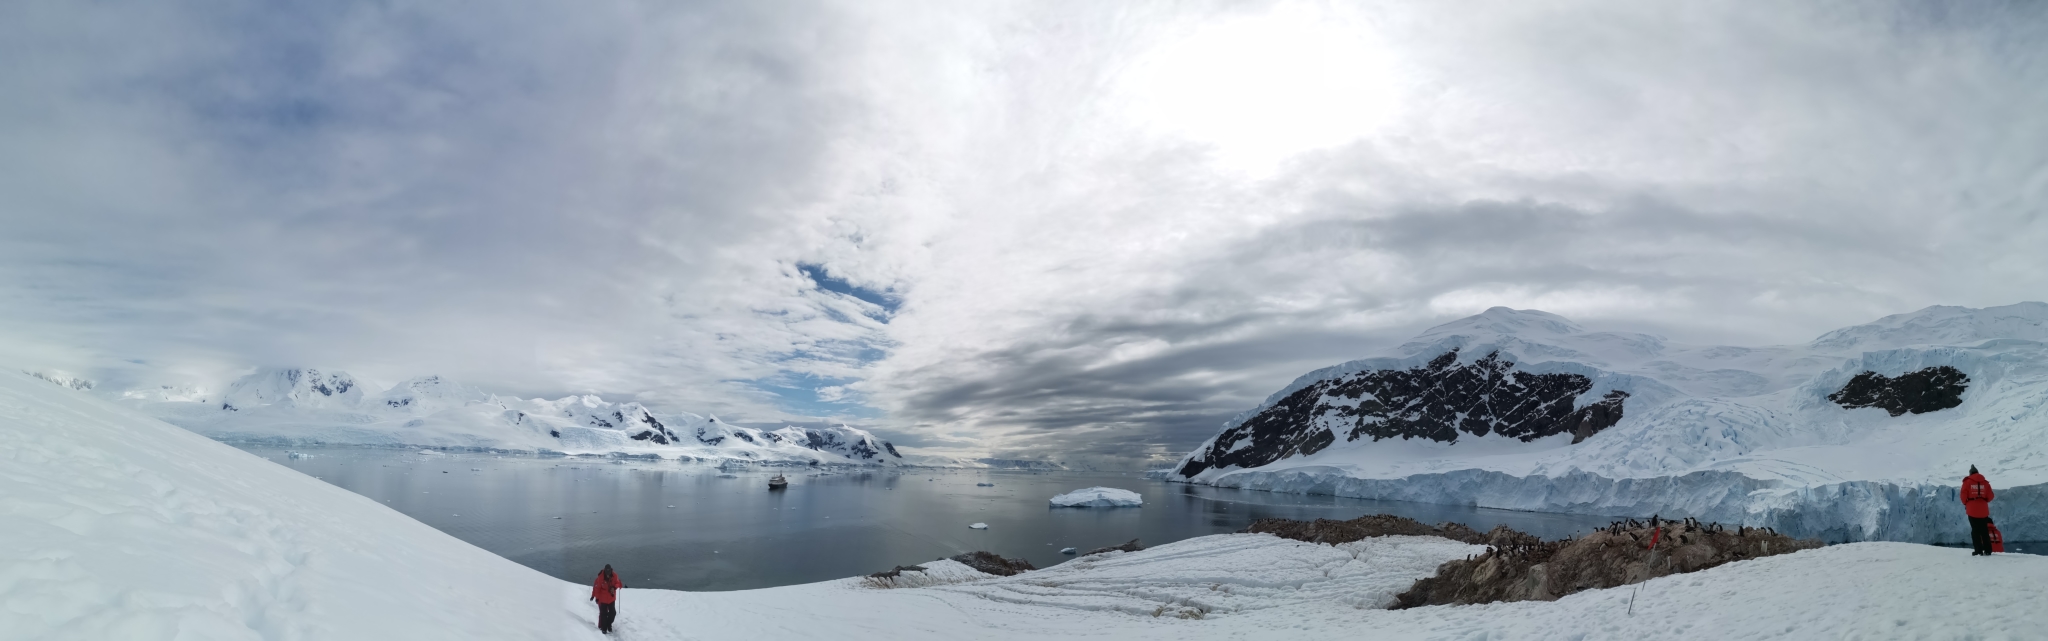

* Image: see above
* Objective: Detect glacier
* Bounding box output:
[1159,303,2048,544]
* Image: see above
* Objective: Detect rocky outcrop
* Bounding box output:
[1245,513,1819,608]
[1828,366,1969,416]
[948,551,1036,576]
[1081,539,1145,556]
[1178,349,1626,477]
[1392,517,1820,608]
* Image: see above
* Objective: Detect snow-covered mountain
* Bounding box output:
[1162,303,2048,544]
[122,367,905,466]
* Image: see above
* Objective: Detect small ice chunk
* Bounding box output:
[1049,487,1143,508]
[1060,547,1077,554]
[975,482,994,487]
[968,523,989,530]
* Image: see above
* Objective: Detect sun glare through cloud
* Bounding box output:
[1115,5,1400,175]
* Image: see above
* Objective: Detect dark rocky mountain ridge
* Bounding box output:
[1177,349,1628,477]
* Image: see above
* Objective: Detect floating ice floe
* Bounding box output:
[1060,547,1077,554]
[1049,487,1143,508]
[968,523,989,530]
[975,482,994,487]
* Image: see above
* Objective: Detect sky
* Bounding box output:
[4,0,2047,468]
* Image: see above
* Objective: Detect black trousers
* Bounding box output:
[1969,516,1993,555]
[598,602,617,632]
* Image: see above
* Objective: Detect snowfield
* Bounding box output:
[1050,486,1145,508]
[1165,303,2048,543]
[6,369,2045,639]
[0,371,569,639]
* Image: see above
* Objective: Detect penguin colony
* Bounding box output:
[1240,511,1819,608]
[1394,512,1820,608]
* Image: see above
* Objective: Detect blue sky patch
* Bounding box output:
[798,263,900,315]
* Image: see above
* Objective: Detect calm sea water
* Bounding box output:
[243,445,1624,590]
[237,445,2041,591]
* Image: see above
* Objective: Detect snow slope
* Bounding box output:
[0,369,576,639]
[613,537,2048,640]
[1164,303,2048,543]
[5,370,2045,639]
[125,368,906,466]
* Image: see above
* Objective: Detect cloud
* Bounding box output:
[5,0,2048,468]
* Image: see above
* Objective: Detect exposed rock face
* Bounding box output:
[1828,366,1969,416]
[1392,519,1821,608]
[948,551,1036,576]
[625,411,675,444]
[1081,539,1145,556]
[1178,349,1627,477]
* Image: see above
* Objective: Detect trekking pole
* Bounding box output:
[1628,584,1638,615]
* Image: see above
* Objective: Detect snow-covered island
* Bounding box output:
[66,366,1073,469]
[5,368,2045,639]
[1160,302,2048,544]
[1050,486,1144,508]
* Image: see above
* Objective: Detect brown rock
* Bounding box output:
[948,551,1036,576]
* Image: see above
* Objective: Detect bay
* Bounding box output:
[246,445,1623,591]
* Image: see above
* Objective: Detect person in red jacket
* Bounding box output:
[591,565,626,634]
[1962,466,1996,556]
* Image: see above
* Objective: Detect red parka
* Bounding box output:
[592,571,624,604]
[1961,473,1995,518]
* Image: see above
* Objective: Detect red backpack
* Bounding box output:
[1988,523,2006,553]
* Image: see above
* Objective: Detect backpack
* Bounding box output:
[1988,522,2006,553]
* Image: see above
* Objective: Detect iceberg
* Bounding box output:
[1050,486,1143,508]
[968,523,989,530]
